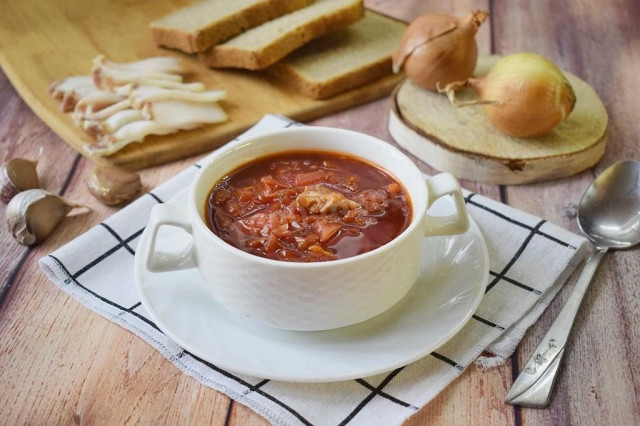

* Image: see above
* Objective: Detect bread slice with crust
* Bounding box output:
[199,0,364,70]
[265,11,406,99]
[150,0,314,53]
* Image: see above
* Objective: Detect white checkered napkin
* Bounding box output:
[40,115,590,426]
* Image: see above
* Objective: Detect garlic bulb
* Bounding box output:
[87,166,142,206]
[6,189,88,245]
[1,156,40,204]
[392,10,489,90]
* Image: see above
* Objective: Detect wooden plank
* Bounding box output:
[331,0,501,194]
[492,0,640,425]
[325,2,511,426]
[0,71,82,305]
[390,57,608,184]
[0,1,503,425]
[0,263,233,424]
[0,1,506,424]
[0,0,403,171]
[0,143,232,424]
[6,0,638,425]
[229,403,270,426]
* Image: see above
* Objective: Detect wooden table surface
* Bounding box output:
[1,0,638,424]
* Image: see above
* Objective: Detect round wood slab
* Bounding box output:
[388,55,608,184]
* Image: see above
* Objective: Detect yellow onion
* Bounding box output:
[392,10,489,90]
[441,53,577,137]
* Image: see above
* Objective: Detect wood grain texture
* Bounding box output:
[0,71,81,304]
[0,0,402,171]
[390,55,608,184]
[492,0,640,425]
[0,0,638,425]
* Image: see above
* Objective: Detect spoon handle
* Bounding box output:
[505,248,607,407]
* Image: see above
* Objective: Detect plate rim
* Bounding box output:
[134,194,489,382]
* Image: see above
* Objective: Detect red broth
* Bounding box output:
[205,151,412,262]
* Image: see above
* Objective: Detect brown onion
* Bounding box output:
[441,53,577,137]
[392,10,489,90]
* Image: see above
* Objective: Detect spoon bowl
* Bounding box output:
[506,159,640,407]
[578,160,640,248]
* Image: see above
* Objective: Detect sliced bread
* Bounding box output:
[150,0,314,53]
[265,11,407,99]
[199,0,364,70]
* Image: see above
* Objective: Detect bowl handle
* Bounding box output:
[424,173,470,237]
[143,202,198,272]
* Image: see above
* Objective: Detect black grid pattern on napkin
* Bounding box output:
[40,115,588,426]
[41,187,576,426]
[464,193,575,296]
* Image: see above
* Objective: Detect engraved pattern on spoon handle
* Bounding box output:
[505,248,607,406]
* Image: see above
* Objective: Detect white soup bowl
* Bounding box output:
[142,127,469,330]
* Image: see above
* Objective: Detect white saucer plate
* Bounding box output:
[134,192,489,382]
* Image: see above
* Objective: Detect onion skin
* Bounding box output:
[393,11,488,90]
[471,53,576,137]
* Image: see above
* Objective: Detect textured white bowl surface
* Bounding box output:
[134,191,489,382]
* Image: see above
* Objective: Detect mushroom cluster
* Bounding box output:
[49,55,228,156]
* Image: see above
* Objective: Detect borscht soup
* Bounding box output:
[205,151,412,262]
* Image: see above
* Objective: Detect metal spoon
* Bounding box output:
[505,160,640,408]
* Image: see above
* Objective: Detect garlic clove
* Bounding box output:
[5,189,88,245]
[1,157,40,204]
[87,166,142,206]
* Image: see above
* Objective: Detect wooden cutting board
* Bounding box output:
[389,56,608,184]
[0,0,404,170]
